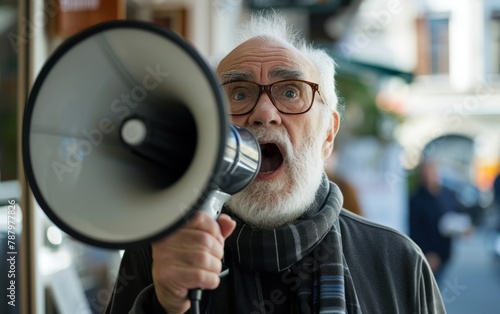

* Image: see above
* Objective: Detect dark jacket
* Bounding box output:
[106,209,445,314]
[409,185,458,266]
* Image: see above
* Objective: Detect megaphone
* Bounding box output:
[22,20,261,249]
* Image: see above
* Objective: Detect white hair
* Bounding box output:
[211,11,339,115]
[217,12,339,228]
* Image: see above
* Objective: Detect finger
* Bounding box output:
[217,214,237,240]
[155,288,190,314]
[163,247,223,273]
[161,228,225,259]
[153,273,191,314]
[158,264,221,291]
[188,211,225,244]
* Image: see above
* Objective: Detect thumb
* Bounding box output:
[217,214,236,240]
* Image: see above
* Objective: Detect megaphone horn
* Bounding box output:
[22,20,260,249]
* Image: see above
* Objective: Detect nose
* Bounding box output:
[246,91,282,126]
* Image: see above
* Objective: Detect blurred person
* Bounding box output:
[325,153,363,216]
[493,173,500,229]
[409,159,472,282]
[327,174,363,216]
[492,173,500,257]
[105,12,445,313]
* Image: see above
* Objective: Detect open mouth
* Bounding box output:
[259,143,284,173]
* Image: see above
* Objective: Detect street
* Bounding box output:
[440,227,500,314]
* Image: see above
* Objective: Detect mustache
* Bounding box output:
[244,126,293,159]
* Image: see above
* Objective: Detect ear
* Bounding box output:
[322,111,340,161]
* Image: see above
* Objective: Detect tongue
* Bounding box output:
[259,153,282,173]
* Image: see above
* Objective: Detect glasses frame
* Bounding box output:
[221,79,321,116]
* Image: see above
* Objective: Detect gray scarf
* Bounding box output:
[220,174,362,313]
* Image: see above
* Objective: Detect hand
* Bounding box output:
[151,211,236,314]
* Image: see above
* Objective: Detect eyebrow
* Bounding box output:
[219,68,305,84]
[268,68,305,80]
[220,71,254,83]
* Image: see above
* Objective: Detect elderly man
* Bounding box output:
[106,13,445,314]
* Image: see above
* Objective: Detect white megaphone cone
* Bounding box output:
[22,20,260,249]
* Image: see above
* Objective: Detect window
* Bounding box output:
[490,11,500,75]
[0,1,19,182]
[416,14,450,75]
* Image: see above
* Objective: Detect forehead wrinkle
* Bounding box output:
[217,38,316,83]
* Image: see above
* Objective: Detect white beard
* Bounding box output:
[226,125,326,229]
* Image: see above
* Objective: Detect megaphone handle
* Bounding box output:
[189,289,202,314]
[189,266,229,314]
[189,190,231,314]
[200,189,231,220]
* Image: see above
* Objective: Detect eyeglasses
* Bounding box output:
[221,79,321,116]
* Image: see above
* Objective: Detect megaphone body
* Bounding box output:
[22,20,261,249]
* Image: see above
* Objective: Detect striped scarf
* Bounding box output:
[223,175,362,313]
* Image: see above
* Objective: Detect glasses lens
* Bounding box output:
[271,81,312,113]
[223,81,259,115]
[223,80,315,115]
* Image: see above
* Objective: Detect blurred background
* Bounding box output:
[1,0,500,313]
